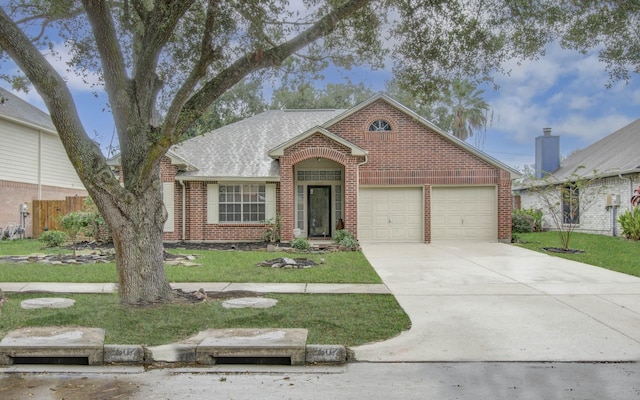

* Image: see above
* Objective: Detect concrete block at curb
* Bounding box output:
[103,345,144,364]
[305,345,347,364]
[146,343,197,364]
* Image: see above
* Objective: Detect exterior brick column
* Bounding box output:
[279,157,295,242]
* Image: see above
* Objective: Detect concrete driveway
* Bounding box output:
[353,242,640,362]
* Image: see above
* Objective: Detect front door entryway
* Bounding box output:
[308,186,331,238]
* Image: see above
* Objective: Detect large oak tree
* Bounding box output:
[0,0,637,305]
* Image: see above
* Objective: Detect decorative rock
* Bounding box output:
[222,297,278,309]
[21,297,75,309]
[266,244,277,252]
[257,257,316,269]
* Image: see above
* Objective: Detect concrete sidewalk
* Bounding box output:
[353,242,640,362]
[0,281,390,295]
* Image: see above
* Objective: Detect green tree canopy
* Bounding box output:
[271,81,375,109]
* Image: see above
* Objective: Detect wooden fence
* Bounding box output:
[32,196,86,238]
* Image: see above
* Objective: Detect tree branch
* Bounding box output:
[158,0,221,156]
[0,6,119,197]
[132,0,194,118]
[175,0,373,137]
[81,0,131,138]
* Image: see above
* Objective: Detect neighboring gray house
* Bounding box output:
[515,120,640,236]
[0,87,86,238]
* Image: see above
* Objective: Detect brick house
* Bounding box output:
[0,87,86,238]
[515,120,640,236]
[160,94,517,243]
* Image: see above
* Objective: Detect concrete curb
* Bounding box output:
[305,345,348,364]
[100,344,349,366]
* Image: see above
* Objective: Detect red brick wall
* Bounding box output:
[279,132,363,241]
[165,99,513,243]
[325,99,512,242]
[163,154,280,242]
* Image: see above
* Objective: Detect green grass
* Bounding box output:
[0,240,381,284]
[0,238,69,256]
[514,231,640,277]
[166,249,381,283]
[0,239,406,347]
[0,293,410,347]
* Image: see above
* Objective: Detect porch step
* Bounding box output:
[0,327,104,366]
[195,328,308,366]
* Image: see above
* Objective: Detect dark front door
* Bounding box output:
[308,186,331,238]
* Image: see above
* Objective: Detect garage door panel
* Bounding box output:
[431,187,496,241]
[359,187,423,242]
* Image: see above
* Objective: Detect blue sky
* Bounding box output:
[1,37,638,170]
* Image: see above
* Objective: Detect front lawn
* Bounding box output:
[0,240,381,284]
[0,239,407,348]
[0,292,410,346]
[514,232,640,277]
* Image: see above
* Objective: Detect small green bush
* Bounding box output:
[512,208,543,233]
[333,229,359,250]
[291,237,311,251]
[39,230,69,248]
[618,207,640,241]
[512,211,534,233]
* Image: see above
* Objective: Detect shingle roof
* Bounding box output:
[552,118,640,180]
[171,109,345,179]
[0,87,55,131]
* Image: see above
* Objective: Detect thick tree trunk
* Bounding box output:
[100,179,173,306]
[112,217,173,306]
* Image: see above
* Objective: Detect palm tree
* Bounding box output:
[448,79,491,147]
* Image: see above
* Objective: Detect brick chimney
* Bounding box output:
[534,127,560,178]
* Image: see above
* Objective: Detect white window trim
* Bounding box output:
[207,183,276,224]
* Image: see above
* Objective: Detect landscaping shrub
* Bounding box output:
[262,215,282,243]
[618,207,640,241]
[512,208,543,233]
[512,211,535,233]
[333,229,359,250]
[39,230,69,248]
[291,237,311,251]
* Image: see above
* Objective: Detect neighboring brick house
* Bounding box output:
[159,94,518,243]
[0,87,86,238]
[515,120,640,236]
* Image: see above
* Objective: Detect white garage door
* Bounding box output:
[431,186,497,241]
[358,187,423,242]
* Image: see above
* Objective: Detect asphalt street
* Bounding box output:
[1,362,639,399]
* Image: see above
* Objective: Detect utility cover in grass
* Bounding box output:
[222,297,278,309]
[21,297,75,309]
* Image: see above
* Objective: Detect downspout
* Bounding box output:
[178,179,186,241]
[37,130,42,200]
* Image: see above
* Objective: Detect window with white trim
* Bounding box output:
[368,119,392,131]
[219,184,266,223]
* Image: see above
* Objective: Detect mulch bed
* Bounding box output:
[543,247,585,254]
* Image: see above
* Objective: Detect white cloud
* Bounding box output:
[567,95,596,110]
[481,39,640,169]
